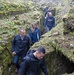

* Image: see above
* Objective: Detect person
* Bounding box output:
[44,12,55,32]
[29,23,41,45]
[11,28,30,73]
[19,46,48,75]
[45,7,52,17]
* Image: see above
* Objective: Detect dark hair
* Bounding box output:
[37,46,46,54]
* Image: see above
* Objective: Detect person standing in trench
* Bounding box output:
[29,23,41,45]
[44,12,55,32]
[11,28,30,73]
[19,46,48,75]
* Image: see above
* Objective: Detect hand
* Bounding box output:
[12,51,16,55]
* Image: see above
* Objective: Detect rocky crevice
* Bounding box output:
[45,51,74,75]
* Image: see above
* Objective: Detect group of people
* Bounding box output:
[11,28,48,75]
[11,7,56,75]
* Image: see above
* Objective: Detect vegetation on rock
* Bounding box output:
[0,0,74,75]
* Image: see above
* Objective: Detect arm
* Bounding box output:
[12,35,20,54]
[44,17,48,27]
[53,17,55,27]
[40,58,49,75]
[37,28,41,41]
[27,36,30,50]
[44,19,47,27]
[38,29,41,39]
[28,29,32,42]
[19,59,29,75]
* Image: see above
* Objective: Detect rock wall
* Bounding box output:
[30,8,74,75]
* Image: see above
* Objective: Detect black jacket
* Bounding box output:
[19,50,48,75]
[12,34,30,55]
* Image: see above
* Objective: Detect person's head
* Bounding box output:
[32,23,37,29]
[48,12,53,17]
[33,46,46,60]
[19,28,26,37]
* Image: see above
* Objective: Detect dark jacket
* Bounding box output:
[19,50,48,75]
[12,34,30,55]
[45,10,51,16]
[45,16,55,27]
[29,27,41,43]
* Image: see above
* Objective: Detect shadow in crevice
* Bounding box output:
[58,51,74,74]
[46,51,74,75]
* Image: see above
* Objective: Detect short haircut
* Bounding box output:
[48,12,52,15]
[19,28,25,31]
[37,46,46,54]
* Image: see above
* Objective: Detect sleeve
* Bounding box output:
[40,58,49,75]
[28,29,32,39]
[19,60,29,75]
[39,28,41,38]
[53,17,55,27]
[11,36,16,52]
[37,28,41,41]
[44,17,48,27]
[27,36,30,50]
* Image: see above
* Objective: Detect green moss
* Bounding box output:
[0,3,26,18]
[68,13,74,19]
[0,46,4,51]
[69,8,74,14]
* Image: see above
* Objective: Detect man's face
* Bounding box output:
[36,51,45,60]
[19,30,26,37]
[32,24,37,29]
[48,12,52,17]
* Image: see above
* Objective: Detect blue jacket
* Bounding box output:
[29,27,41,43]
[19,50,48,75]
[12,34,30,55]
[44,16,55,27]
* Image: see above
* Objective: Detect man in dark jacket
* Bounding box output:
[45,7,51,17]
[29,23,41,45]
[19,46,48,75]
[44,12,55,32]
[12,28,30,72]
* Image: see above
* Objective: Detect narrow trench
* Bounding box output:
[46,51,74,75]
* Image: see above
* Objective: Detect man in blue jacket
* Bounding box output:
[11,28,30,73]
[19,46,48,75]
[44,12,55,32]
[29,23,41,45]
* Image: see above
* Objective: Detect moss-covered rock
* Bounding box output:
[30,10,74,74]
[0,1,43,75]
[63,8,74,35]
[0,0,74,75]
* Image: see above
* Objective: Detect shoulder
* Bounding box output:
[52,16,55,19]
[25,35,30,39]
[23,55,31,63]
[27,50,36,55]
[14,34,19,37]
[36,27,40,30]
[13,34,19,39]
[46,16,49,19]
[29,28,33,31]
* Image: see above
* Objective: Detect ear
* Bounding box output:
[36,51,40,54]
